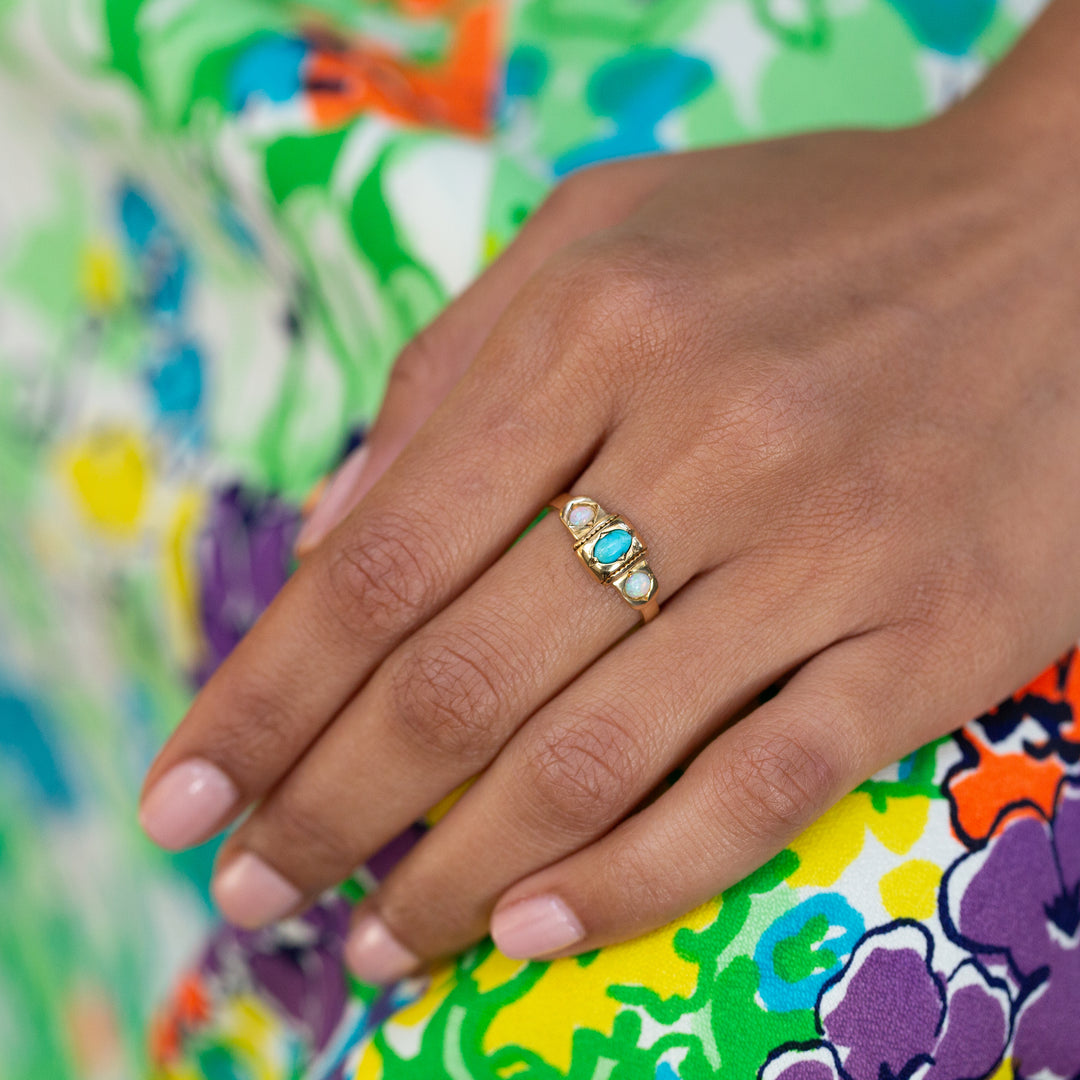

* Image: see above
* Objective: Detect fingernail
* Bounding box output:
[300,475,328,517]
[212,852,302,928]
[344,913,420,984]
[490,895,585,959]
[295,445,370,555]
[139,758,238,851]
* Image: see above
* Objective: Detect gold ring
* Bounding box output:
[547,494,659,623]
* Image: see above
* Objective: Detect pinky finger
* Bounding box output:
[488,627,968,960]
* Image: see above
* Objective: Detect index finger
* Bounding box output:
[138,288,609,850]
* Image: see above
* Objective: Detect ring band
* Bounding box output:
[547,494,659,623]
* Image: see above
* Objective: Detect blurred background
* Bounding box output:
[0,0,1040,1076]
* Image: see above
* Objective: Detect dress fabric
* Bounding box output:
[0,1,1074,1079]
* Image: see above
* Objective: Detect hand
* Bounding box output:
[138,24,1080,984]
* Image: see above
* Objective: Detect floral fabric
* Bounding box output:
[0,1,1072,1079]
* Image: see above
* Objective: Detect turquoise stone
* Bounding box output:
[593,528,632,564]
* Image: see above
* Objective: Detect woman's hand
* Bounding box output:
[138,19,1080,984]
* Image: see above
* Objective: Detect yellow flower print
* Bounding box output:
[786,790,930,888]
[61,427,151,536]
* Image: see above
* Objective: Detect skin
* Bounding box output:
[140,2,1080,982]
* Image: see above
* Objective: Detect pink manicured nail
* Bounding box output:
[295,445,370,555]
[212,853,302,928]
[491,895,585,959]
[344,914,420,984]
[139,758,237,851]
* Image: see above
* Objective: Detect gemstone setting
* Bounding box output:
[567,504,594,528]
[593,528,632,564]
[623,570,652,600]
[550,494,658,621]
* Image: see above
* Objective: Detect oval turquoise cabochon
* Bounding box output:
[594,528,632,563]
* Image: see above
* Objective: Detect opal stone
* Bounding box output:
[624,570,652,599]
[568,504,594,527]
[593,528,632,564]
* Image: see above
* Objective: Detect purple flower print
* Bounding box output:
[760,922,1010,1080]
[760,1045,845,1080]
[192,828,427,1057]
[197,892,351,1055]
[942,777,1080,1078]
[193,484,299,684]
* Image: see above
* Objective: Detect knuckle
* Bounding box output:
[391,321,461,397]
[543,236,679,351]
[711,729,836,845]
[321,512,442,641]
[503,230,690,418]
[525,708,642,833]
[720,365,828,475]
[895,539,1003,640]
[388,629,507,761]
[259,793,360,876]
[899,562,967,633]
[890,542,1016,687]
[604,836,675,916]
[376,852,487,944]
[207,678,299,781]
[390,329,440,389]
[581,240,675,337]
